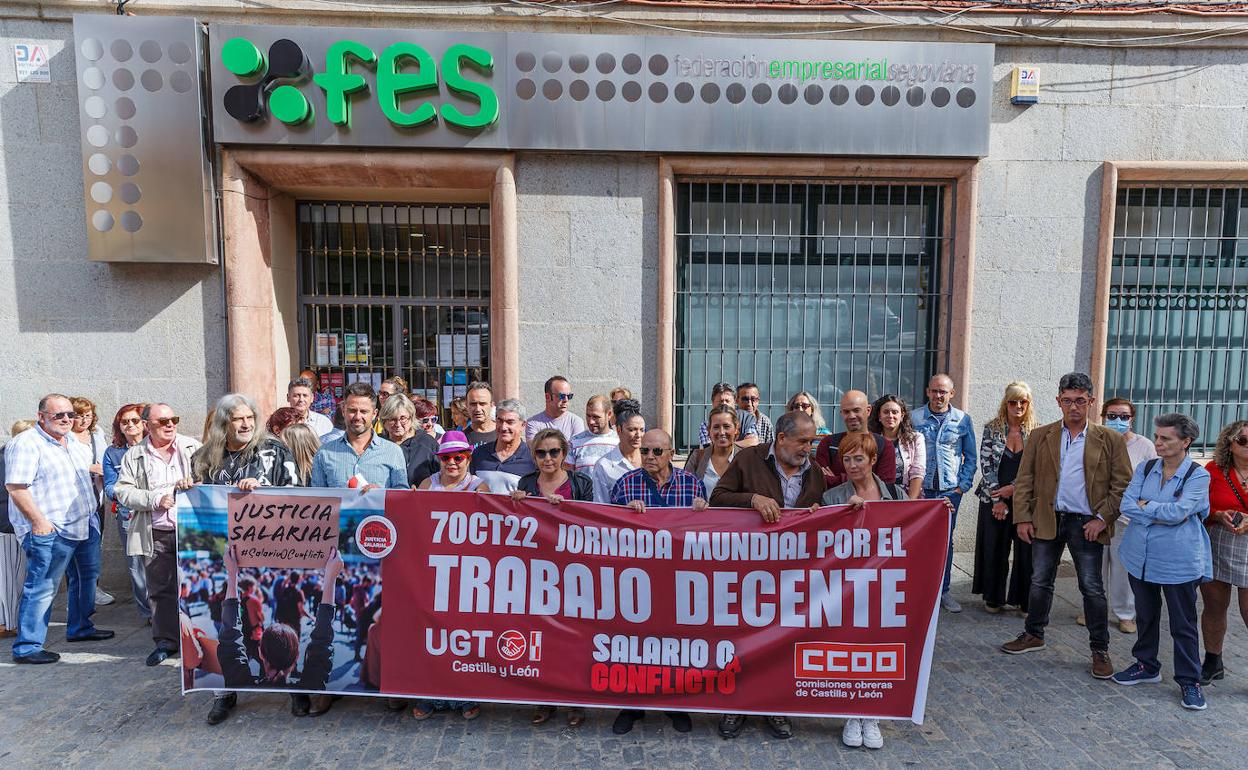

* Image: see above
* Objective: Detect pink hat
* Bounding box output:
[436,430,473,456]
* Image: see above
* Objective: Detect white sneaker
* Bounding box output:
[842,718,863,747]
[940,593,962,613]
[95,588,115,606]
[862,718,883,749]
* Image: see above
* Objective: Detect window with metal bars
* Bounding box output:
[1107,185,1248,450]
[674,180,952,449]
[297,201,490,424]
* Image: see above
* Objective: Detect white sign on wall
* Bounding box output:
[14,43,50,83]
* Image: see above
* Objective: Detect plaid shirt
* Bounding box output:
[5,424,99,541]
[610,466,707,508]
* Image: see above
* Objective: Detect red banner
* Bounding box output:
[381,493,948,722]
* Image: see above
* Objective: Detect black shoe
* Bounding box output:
[718,713,747,739]
[612,710,643,735]
[764,715,793,739]
[67,629,115,642]
[206,693,237,725]
[666,711,692,733]
[1201,652,1225,685]
[144,648,172,668]
[385,697,407,712]
[291,694,311,717]
[13,650,60,664]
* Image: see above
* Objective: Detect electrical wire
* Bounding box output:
[504,0,1248,46]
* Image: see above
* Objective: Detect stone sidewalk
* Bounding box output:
[2,555,1246,770]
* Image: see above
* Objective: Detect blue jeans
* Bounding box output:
[1130,575,1200,685]
[115,513,151,619]
[14,527,101,658]
[926,489,963,594]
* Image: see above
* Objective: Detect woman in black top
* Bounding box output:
[972,382,1038,613]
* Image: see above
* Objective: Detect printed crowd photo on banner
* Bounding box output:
[177,486,949,722]
[177,487,384,695]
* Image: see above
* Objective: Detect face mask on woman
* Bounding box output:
[1105,417,1131,434]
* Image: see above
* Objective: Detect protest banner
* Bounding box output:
[227,491,340,569]
[178,486,947,722]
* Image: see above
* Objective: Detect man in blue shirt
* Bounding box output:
[310,382,408,491]
[911,373,977,613]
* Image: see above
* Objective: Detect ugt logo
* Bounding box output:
[220,36,500,130]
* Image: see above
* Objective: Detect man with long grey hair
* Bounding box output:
[188,393,298,724]
[192,393,297,490]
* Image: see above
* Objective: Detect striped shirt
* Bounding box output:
[568,429,619,474]
[610,466,707,508]
[5,424,98,541]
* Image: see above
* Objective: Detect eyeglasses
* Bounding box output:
[533,447,564,459]
[1059,398,1090,408]
[418,417,438,427]
[739,396,760,403]
[438,452,470,464]
[1234,435,1248,447]
[639,447,667,456]
[45,411,76,421]
[1007,399,1029,407]
[555,393,575,402]
[792,402,813,411]
[383,415,411,424]
[1105,412,1132,421]
[119,417,142,426]
[153,416,181,427]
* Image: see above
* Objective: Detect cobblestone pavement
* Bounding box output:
[2,555,1247,770]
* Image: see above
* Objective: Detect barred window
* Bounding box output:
[674,180,953,448]
[297,202,490,422]
[1107,186,1248,449]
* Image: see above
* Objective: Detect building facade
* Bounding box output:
[2,3,1246,525]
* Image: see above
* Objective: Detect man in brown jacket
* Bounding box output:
[1000,372,1133,680]
[709,410,825,739]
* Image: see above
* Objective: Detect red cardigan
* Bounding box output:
[1205,460,1248,517]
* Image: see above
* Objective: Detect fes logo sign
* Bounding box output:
[221,36,500,130]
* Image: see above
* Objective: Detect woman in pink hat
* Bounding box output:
[413,429,486,720]
[416,431,492,494]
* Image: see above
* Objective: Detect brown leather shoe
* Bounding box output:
[1091,651,1114,679]
[308,695,336,716]
[1001,632,1046,654]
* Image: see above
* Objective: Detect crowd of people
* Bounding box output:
[3,369,1247,748]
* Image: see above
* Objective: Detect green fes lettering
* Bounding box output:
[377,42,438,128]
[440,44,499,130]
[313,39,377,128]
[222,37,264,77]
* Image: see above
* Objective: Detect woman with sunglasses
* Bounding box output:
[414,431,485,720]
[511,428,593,727]
[102,403,152,624]
[786,391,830,438]
[412,396,445,439]
[1198,419,1248,685]
[971,382,1037,615]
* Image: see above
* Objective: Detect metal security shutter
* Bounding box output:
[297,202,490,423]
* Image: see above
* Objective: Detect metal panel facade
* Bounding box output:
[73,14,216,263]
[208,24,992,157]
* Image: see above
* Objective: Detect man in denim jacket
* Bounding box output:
[912,373,978,613]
